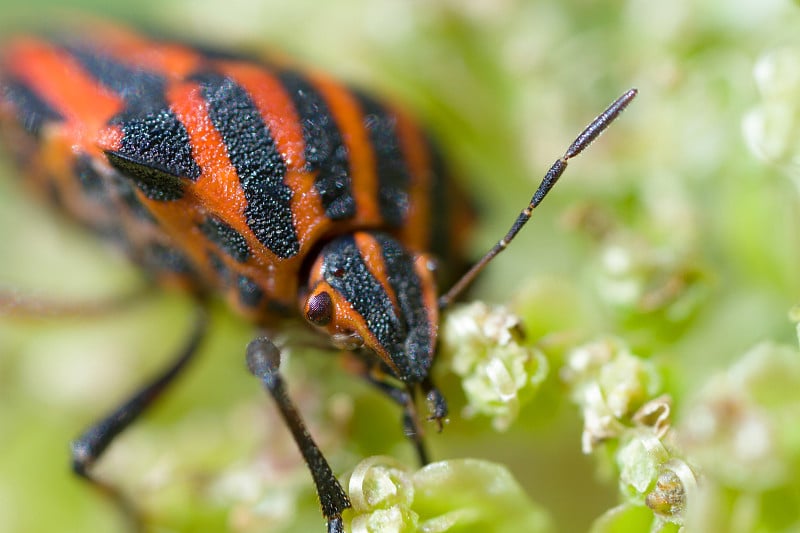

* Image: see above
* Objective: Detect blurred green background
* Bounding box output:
[2,0,800,531]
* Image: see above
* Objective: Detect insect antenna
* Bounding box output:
[438,88,638,309]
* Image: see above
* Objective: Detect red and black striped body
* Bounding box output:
[0,21,637,531]
[0,24,472,382]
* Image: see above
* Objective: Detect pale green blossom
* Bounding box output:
[562,338,662,452]
[440,302,548,431]
[343,456,553,533]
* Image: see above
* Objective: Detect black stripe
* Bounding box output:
[321,235,403,356]
[199,216,250,263]
[65,45,166,116]
[354,91,410,228]
[103,102,202,201]
[111,104,201,186]
[1,78,64,138]
[143,241,196,276]
[112,171,158,222]
[105,150,189,201]
[276,70,355,221]
[426,135,450,260]
[266,299,292,316]
[237,274,264,308]
[207,251,233,286]
[74,154,106,197]
[74,154,156,222]
[377,232,432,379]
[193,71,299,259]
[64,44,202,199]
[93,223,130,252]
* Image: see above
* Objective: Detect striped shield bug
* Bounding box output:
[0,22,635,532]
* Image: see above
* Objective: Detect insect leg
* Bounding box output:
[438,88,638,309]
[0,285,153,318]
[70,304,209,529]
[246,337,351,533]
[340,353,438,465]
[368,372,432,465]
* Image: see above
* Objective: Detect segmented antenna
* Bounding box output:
[438,88,638,309]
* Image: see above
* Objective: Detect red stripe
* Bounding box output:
[217,62,325,250]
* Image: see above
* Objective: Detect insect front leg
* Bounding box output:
[246,337,351,533]
[340,352,445,466]
[70,304,209,530]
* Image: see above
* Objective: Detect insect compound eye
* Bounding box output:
[306,291,333,326]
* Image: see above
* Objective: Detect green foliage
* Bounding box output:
[2,0,800,532]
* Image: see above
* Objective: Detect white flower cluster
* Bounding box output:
[563,337,696,529]
[440,302,548,431]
